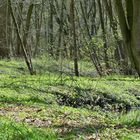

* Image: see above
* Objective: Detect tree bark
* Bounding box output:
[70,0,79,77]
[114,0,140,76]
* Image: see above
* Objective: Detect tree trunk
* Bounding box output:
[131,1,140,75]
[8,0,35,75]
[70,0,79,77]
[115,0,140,76]
[0,1,9,58]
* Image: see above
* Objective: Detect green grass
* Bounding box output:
[0,59,139,140]
[0,118,57,140]
[117,110,140,127]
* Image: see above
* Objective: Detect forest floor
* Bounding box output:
[0,59,140,140]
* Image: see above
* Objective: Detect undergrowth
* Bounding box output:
[0,59,139,140]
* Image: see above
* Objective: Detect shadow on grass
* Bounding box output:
[0,95,48,105]
[53,123,110,138]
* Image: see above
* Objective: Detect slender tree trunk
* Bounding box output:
[98,0,110,70]
[16,2,23,57]
[8,0,35,75]
[71,0,79,77]
[48,0,54,57]
[0,1,9,58]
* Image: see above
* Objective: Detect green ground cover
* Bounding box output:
[0,59,139,140]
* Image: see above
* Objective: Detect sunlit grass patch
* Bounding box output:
[117,110,140,127]
[0,117,57,140]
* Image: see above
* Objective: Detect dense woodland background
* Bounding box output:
[0,0,139,76]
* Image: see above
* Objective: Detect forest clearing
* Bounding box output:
[0,0,140,139]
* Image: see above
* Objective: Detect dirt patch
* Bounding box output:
[23,117,52,127]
